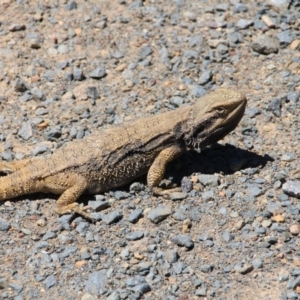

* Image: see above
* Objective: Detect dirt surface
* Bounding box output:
[0,0,300,299]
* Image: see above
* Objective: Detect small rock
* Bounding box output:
[66,1,77,10]
[165,250,179,263]
[252,35,279,54]
[290,224,300,235]
[128,208,143,223]
[200,264,213,273]
[86,87,99,99]
[31,87,45,100]
[236,19,254,29]
[252,258,263,269]
[170,192,187,201]
[235,263,254,274]
[198,174,219,187]
[18,122,33,140]
[85,270,107,295]
[126,231,144,241]
[102,210,123,225]
[9,24,26,31]
[148,206,172,224]
[89,67,106,79]
[0,217,11,231]
[283,180,300,198]
[172,234,194,249]
[44,275,57,289]
[88,200,110,211]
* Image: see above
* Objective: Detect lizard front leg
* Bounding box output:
[147,145,184,196]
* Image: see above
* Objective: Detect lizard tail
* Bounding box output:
[0,171,38,201]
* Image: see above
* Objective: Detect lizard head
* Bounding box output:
[184,89,247,152]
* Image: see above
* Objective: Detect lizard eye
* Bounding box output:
[216,107,225,114]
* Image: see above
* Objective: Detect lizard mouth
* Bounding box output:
[186,99,246,152]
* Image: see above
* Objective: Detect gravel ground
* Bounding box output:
[0,0,300,299]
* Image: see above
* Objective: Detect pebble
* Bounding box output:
[85,270,107,295]
[235,263,254,274]
[0,217,11,231]
[148,206,172,224]
[44,275,57,289]
[89,67,106,79]
[252,35,279,54]
[198,174,219,187]
[172,234,194,249]
[102,210,123,225]
[128,208,143,223]
[283,180,300,198]
[126,231,144,241]
[289,224,300,235]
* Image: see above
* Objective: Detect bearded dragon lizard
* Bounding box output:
[0,89,247,219]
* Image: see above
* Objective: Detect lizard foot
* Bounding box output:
[152,187,182,196]
[56,203,93,220]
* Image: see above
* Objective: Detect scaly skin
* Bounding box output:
[0,89,247,219]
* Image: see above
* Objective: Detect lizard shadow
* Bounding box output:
[167,143,273,185]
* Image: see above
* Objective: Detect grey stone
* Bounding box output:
[236,19,254,29]
[85,270,107,295]
[252,35,279,54]
[170,96,184,107]
[170,192,187,201]
[283,180,300,198]
[76,222,89,233]
[130,182,144,192]
[223,231,233,242]
[202,190,214,201]
[89,67,106,79]
[86,86,99,99]
[183,50,199,59]
[107,291,120,300]
[235,263,253,274]
[66,1,77,10]
[9,24,26,32]
[44,275,57,289]
[277,30,294,46]
[132,283,151,293]
[165,250,179,263]
[14,78,29,92]
[192,85,206,98]
[31,87,45,100]
[247,184,263,198]
[195,288,207,296]
[199,70,212,85]
[114,191,129,200]
[200,264,213,273]
[18,122,32,140]
[88,200,110,211]
[252,258,263,269]
[128,208,143,223]
[44,70,55,82]
[126,231,144,241]
[0,217,11,231]
[268,98,281,117]
[148,206,172,224]
[73,68,85,81]
[173,234,194,249]
[140,45,153,58]
[43,128,61,141]
[198,174,219,187]
[287,91,300,103]
[102,210,123,225]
